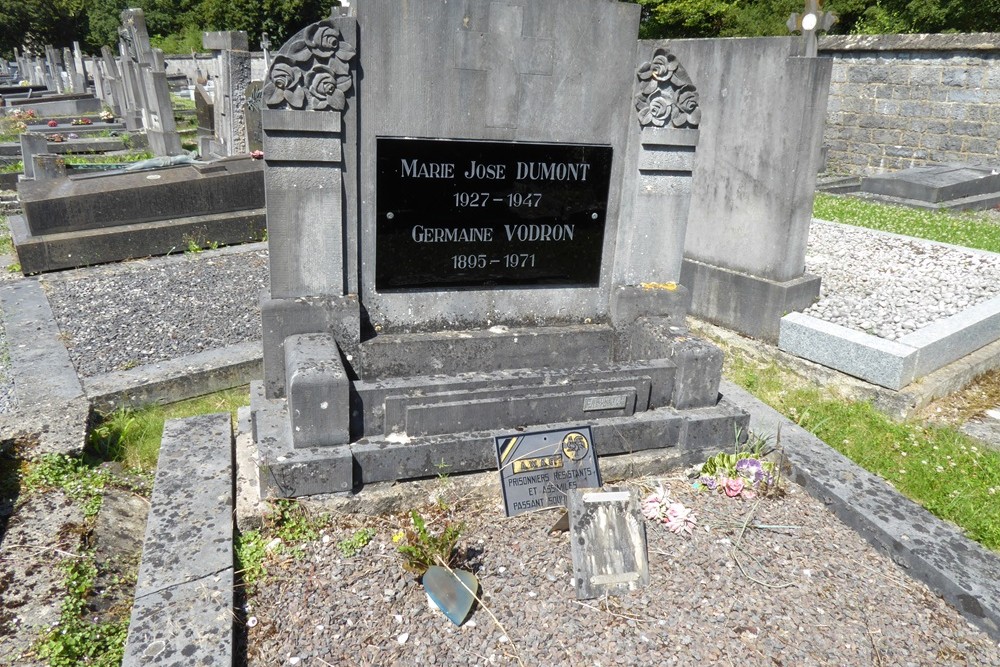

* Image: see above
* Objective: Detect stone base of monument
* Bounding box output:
[858,164,1000,211]
[250,290,750,498]
[680,258,821,343]
[12,156,265,273]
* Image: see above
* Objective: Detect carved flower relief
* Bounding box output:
[307,67,352,111]
[637,49,678,87]
[634,47,700,129]
[266,56,306,109]
[264,19,356,111]
[674,87,701,126]
[635,89,673,127]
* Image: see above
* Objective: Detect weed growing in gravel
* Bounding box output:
[88,386,251,472]
[393,508,466,577]
[35,557,128,667]
[338,527,377,557]
[235,528,269,594]
[813,193,1000,253]
[725,351,1000,550]
[235,500,333,593]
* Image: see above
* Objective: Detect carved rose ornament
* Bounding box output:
[264,20,356,111]
[635,48,700,129]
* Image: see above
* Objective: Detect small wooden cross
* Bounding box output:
[787,0,837,57]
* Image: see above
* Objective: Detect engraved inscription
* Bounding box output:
[583,395,628,412]
[376,138,613,290]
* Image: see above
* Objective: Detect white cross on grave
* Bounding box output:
[456,2,554,129]
[787,0,837,57]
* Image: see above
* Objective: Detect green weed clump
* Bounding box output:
[88,387,251,472]
[35,558,128,667]
[726,352,1000,551]
[22,453,110,518]
[813,193,1000,254]
[393,508,465,577]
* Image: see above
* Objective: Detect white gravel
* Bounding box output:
[803,220,1000,341]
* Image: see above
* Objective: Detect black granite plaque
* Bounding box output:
[495,426,602,517]
[376,138,613,290]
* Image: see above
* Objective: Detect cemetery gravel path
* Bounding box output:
[245,476,1000,667]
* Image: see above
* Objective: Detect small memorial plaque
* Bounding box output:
[495,426,602,517]
[376,138,613,290]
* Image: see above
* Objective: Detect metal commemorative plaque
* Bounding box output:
[375,138,613,291]
[495,426,602,517]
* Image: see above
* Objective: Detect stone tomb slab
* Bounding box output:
[860,164,1000,209]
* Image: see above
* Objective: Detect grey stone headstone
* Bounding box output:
[195,84,215,135]
[243,80,263,152]
[567,487,649,600]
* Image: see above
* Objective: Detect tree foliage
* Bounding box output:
[633,0,1000,39]
[0,0,338,58]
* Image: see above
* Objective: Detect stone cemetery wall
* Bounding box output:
[820,33,1000,175]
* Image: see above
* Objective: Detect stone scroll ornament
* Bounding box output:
[634,48,700,129]
[263,20,356,111]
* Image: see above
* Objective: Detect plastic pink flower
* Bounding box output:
[664,502,696,535]
[723,477,745,498]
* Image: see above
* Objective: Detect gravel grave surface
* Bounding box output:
[246,477,1000,667]
[804,220,1000,341]
[40,244,269,377]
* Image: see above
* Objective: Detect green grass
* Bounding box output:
[0,160,22,173]
[170,93,196,111]
[88,386,251,472]
[62,151,153,166]
[726,351,1000,551]
[814,192,1000,254]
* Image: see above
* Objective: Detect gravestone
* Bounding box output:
[203,31,251,156]
[195,84,215,136]
[859,164,1000,210]
[251,0,748,498]
[118,9,183,156]
[243,80,263,153]
[669,37,832,342]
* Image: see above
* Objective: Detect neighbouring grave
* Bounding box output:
[117,8,183,156]
[11,155,265,273]
[859,164,1000,211]
[671,37,832,342]
[202,31,252,157]
[251,0,748,498]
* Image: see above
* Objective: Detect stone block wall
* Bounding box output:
[820,33,1000,175]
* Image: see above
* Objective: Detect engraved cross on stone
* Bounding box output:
[787,0,837,57]
[457,3,554,129]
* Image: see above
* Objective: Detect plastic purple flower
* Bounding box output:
[736,458,765,485]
